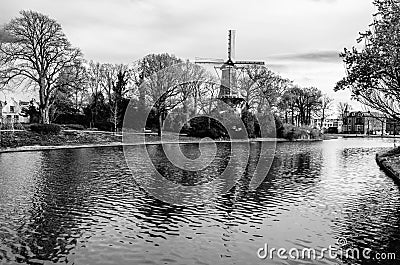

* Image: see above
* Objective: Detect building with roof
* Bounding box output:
[0,97,30,127]
[312,117,343,133]
[342,111,386,135]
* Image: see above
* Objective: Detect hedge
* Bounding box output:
[30,124,62,135]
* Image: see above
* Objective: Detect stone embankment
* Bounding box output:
[376,147,400,184]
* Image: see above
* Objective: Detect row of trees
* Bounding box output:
[278,86,333,126]
[0,10,337,135]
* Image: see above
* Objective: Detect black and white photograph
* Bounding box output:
[1,0,400,264]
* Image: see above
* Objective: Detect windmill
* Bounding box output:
[195,30,265,105]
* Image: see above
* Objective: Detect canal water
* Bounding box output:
[0,138,399,264]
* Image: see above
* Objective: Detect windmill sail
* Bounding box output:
[194,57,224,64]
[228,30,236,63]
[235,60,265,65]
[195,30,265,102]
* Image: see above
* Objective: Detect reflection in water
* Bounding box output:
[0,138,399,264]
[146,143,230,186]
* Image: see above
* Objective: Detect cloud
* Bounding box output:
[266,63,289,72]
[270,51,342,63]
[0,0,374,103]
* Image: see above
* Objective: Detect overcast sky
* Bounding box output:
[0,0,376,108]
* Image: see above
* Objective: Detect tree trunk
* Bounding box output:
[321,108,325,129]
[40,107,50,124]
[113,103,118,133]
[183,101,189,124]
[75,89,79,112]
[92,94,98,127]
[38,79,50,124]
[193,88,198,115]
[157,114,163,136]
[291,105,294,125]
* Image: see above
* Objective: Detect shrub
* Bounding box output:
[93,121,114,132]
[309,127,322,139]
[184,117,228,139]
[54,113,88,126]
[30,123,61,135]
[280,123,321,141]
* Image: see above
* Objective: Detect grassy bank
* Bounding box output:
[0,130,122,149]
[1,125,315,151]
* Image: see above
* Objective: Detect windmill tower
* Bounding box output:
[196,30,265,105]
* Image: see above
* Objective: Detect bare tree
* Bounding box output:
[239,65,292,115]
[318,94,333,129]
[86,61,104,127]
[0,10,82,124]
[196,80,219,115]
[49,60,88,122]
[286,86,322,126]
[134,54,182,135]
[144,65,188,136]
[100,63,118,129]
[101,63,131,132]
[337,102,352,119]
[178,60,211,118]
[56,60,88,112]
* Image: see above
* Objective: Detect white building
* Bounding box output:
[0,97,30,125]
[312,117,343,133]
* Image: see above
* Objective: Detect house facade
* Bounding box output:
[0,97,30,125]
[386,118,400,135]
[342,111,386,135]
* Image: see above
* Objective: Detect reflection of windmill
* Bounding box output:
[195,30,265,104]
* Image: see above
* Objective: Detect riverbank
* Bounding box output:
[376,147,400,184]
[0,138,291,153]
[344,134,400,138]
[0,130,122,149]
[0,129,296,153]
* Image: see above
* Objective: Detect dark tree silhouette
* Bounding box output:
[335,0,400,120]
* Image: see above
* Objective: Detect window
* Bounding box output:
[14,115,19,121]
[9,106,15,113]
